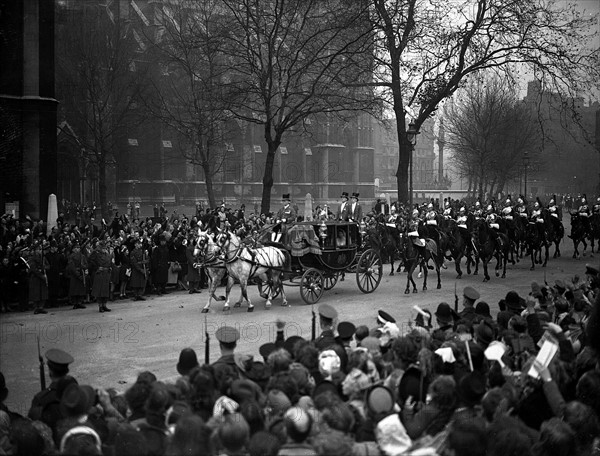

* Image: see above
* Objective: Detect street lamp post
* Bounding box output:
[406,121,419,208]
[523,151,530,198]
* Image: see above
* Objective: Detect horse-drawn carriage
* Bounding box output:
[273,220,383,304]
[194,220,383,312]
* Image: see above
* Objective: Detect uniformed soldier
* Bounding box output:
[315,304,338,350]
[211,326,240,378]
[531,198,547,242]
[28,349,76,429]
[408,209,425,247]
[548,195,561,221]
[337,192,350,221]
[29,242,49,315]
[442,200,453,220]
[485,203,504,247]
[456,207,468,230]
[472,200,484,219]
[129,238,148,301]
[593,197,600,215]
[272,194,297,243]
[425,203,438,226]
[515,195,529,220]
[66,242,87,310]
[348,193,363,222]
[578,194,591,236]
[501,197,514,221]
[376,310,396,327]
[458,286,481,326]
[89,240,112,312]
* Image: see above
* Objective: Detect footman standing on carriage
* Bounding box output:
[337,192,350,221]
[348,193,363,223]
[272,194,297,243]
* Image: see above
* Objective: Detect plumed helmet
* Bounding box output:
[475,201,481,207]
[412,209,419,217]
[459,207,466,213]
[428,203,433,209]
[487,204,493,211]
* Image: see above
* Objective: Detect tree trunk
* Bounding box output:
[98,157,108,221]
[260,140,280,214]
[202,162,217,209]
[394,114,410,205]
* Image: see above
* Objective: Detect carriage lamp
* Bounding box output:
[319,220,328,243]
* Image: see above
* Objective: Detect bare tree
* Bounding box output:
[146,1,234,208]
[221,0,377,213]
[56,4,148,219]
[370,0,599,204]
[445,76,539,199]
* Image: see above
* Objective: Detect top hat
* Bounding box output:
[282,194,291,201]
[351,192,360,199]
[341,192,349,199]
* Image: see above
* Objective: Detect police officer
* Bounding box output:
[211,326,240,378]
[28,349,76,429]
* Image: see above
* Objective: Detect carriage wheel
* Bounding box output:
[258,280,281,300]
[356,249,383,293]
[300,268,324,305]
[323,272,339,291]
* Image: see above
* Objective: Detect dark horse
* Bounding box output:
[365,220,401,275]
[399,229,442,293]
[472,219,509,282]
[589,213,600,254]
[569,213,589,259]
[442,218,475,279]
[524,221,549,270]
[544,209,564,258]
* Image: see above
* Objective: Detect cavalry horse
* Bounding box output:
[544,209,564,258]
[472,219,509,281]
[365,219,401,275]
[399,228,442,293]
[524,220,549,270]
[193,230,227,313]
[569,213,589,259]
[214,230,290,311]
[589,213,600,254]
[442,218,474,279]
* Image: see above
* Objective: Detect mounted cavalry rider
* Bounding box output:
[578,194,591,235]
[515,195,529,220]
[386,205,400,227]
[408,208,426,247]
[501,196,514,221]
[594,197,600,215]
[485,202,504,248]
[530,197,547,243]
[472,200,484,220]
[548,195,561,220]
[442,200,454,222]
[425,202,438,227]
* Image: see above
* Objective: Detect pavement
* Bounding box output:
[1,223,596,416]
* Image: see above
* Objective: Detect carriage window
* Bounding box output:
[336,228,347,248]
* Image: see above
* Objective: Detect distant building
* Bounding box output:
[54,0,375,212]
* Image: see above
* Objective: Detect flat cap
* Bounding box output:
[215,326,240,344]
[318,303,338,321]
[463,286,480,301]
[377,310,396,325]
[337,321,356,340]
[585,264,599,276]
[46,349,74,368]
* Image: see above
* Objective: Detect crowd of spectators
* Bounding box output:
[1,261,599,455]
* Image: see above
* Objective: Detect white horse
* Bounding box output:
[214,229,289,311]
[193,230,227,313]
